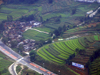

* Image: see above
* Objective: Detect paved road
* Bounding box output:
[0,41,56,75]
[9,62,17,75]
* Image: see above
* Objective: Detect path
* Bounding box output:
[0,41,56,75]
[31,28,49,34]
[8,62,18,75]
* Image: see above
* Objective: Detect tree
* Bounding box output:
[71,8,77,15]
[18,44,24,53]
[47,38,52,43]
[7,15,13,22]
[11,41,18,48]
[48,0,53,4]
[0,22,4,31]
[62,25,66,32]
[29,50,36,62]
[29,50,36,56]
[2,37,8,44]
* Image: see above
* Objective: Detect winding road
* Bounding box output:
[0,41,56,75]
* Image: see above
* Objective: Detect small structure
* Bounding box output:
[72,62,85,70]
[86,10,93,15]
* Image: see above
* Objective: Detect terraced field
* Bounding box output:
[78,36,96,47]
[37,38,85,64]
[89,57,100,75]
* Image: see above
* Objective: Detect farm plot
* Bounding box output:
[23,29,50,41]
[89,57,100,75]
[0,52,12,75]
[94,35,99,41]
[78,36,96,47]
[37,38,85,64]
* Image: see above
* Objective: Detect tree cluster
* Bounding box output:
[3,0,39,4]
[48,0,53,4]
[3,0,54,4]
[52,25,66,37]
[18,14,35,22]
[29,50,36,62]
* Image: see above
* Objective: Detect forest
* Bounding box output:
[2,0,53,4]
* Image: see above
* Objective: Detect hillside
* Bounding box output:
[89,57,100,75]
[37,35,99,64]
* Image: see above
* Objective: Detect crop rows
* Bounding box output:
[89,57,100,75]
[38,38,85,64]
[85,36,95,43]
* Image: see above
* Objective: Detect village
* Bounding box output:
[75,0,100,3]
[3,20,42,53]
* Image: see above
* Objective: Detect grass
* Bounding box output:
[37,38,85,64]
[16,65,22,74]
[23,29,50,41]
[21,66,42,75]
[0,52,12,75]
[94,35,99,41]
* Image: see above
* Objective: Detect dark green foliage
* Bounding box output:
[7,15,13,22]
[18,44,24,53]
[2,37,8,44]
[71,8,77,15]
[4,0,39,4]
[0,21,5,31]
[48,0,53,4]
[18,14,34,22]
[53,25,67,37]
[29,50,36,62]
[11,41,18,48]
[89,49,100,62]
[1,68,7,74]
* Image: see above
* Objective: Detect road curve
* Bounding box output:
[0,41,56,75]
[9,62,17,75]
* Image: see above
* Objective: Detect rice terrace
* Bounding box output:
[0,0,100,75]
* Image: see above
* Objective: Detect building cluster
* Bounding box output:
[3,21,41,52]
[75,0,100,3]
[86,7,100,17]
[17,39,36,52]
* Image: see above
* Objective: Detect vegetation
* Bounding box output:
[0,52,12,75]
[37,38,85,64]
[16,65,22,74]
[89,57,100,75]
[23,29,50,41]
[89,49,100,75]
[21,66,41,75]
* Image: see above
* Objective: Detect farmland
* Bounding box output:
[89,57,100,75]
[0,52,12,75]
[37,34,99,65]
[37,38,85,65]
[23,29,50,41]
[0,0,100,30]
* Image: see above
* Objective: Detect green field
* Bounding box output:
[94,35,99,41]
[23,29,50,41]
[0,1,99,30]
[37,38,85,64]
[0,52,12,75]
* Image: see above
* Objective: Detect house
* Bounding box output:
[86,10,93,15]
[75,0,100,3]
